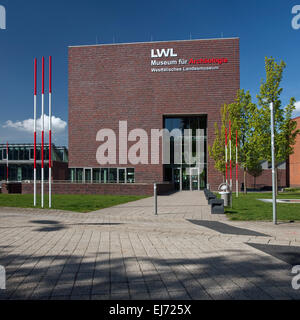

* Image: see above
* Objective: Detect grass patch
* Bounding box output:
[0,194,149,213]
[225,192,300,221]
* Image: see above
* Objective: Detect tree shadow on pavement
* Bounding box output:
[0,245,298,301]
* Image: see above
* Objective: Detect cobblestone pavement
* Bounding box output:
[0,191,299,300]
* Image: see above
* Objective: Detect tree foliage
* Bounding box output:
[255,57,300,164]
[209,90,261,185]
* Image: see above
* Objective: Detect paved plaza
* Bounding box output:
[0,191,300,300]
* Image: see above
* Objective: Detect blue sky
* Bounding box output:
[0,0,300,146]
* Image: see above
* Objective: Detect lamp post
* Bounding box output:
[270,102,277,225]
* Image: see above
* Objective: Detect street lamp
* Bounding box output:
[270,102,277,225]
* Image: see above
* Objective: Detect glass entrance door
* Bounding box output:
[190,168,199,191]
[170,166,205,191]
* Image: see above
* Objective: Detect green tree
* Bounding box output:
[255,57,300,192]
[209,90,261,193]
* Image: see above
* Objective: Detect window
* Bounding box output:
[109,168,117,183]
[24,148,30,160]
[127,168,135,183]
[101,168,109,183]
[118,168,126,184]
[93,168,100,183]
[84,168,92,183]
[76,168,83,182]
[70,168,135,184]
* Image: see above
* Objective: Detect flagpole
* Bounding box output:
[49,56,52,208]
[41,57,45,208]
[34,58,37,206]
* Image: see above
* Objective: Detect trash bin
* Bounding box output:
[219,191,230,207]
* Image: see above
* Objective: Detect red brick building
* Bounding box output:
[289,117,300,187]
[68,38,240,192]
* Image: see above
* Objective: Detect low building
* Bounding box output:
[0,143,69,182]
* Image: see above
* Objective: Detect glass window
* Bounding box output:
[8,149,13,160]
[76,168,83,182]
[70,168,76,182]
[13,148,18,160]
[3,149,6,160]
[101,168,109,183]
[126,168,135,183]
[118,168,126,183]
[19,148,24,161]
[24,148,30,160]
[84,168,92,183]
[109,168,117,183]
[93,168,100,183]
[44,148,49,161]
[0,149,2,161]
[36,149,41,161]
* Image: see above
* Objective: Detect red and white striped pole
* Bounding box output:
[41,57,45,208]
[236,129,239,197]
[225,128,228,185]
[6,142,8,183]
[49,56,52,208]
[34,58,37,206]
[229,120,232,190]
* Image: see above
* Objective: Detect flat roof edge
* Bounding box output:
[68,37,240,48]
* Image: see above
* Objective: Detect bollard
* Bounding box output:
[154,183,158,216]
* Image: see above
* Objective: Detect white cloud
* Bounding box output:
[294,101,300,115]
[0,115,68,146]
[3,115,67,133]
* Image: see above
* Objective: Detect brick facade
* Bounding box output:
[21,182,174,196]
[289,117,300,187]
[236,168,287,191]
[68,38,240,191]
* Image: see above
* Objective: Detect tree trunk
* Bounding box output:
[244,169,247,194]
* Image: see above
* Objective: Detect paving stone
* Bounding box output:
[1,192,300,300]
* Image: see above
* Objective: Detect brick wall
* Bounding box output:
[1,183,22,194]
[69,38,240,191]
[21,182,174,196]
[289,117,300,187]
[52,161,69,181]
[211,168,287,191]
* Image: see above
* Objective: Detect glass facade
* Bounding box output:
[70,168,135,184]
[0,164,49,181]
[163,115,207,190]
[0,144,68,182]
[0,145,68,162]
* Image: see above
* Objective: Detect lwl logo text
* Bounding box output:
[0,5,6,30]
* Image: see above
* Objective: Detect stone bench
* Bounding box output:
[211,199,225,214]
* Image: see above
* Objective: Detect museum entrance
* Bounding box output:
[163,114,207,191]
[171,166,206,191]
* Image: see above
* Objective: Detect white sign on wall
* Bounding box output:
[150,48,228,73]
